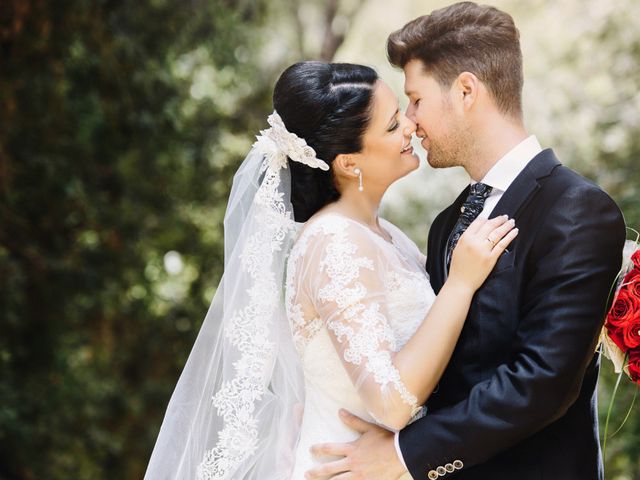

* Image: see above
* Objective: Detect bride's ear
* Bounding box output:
[333,153,360,180]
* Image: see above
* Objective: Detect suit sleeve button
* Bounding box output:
[453,460,464,469]
[445,463,455,473]
[436,466,447,476]
[428,470,439,479]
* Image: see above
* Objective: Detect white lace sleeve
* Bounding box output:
[297,216,421,429]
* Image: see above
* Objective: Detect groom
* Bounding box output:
[307,2,625,479]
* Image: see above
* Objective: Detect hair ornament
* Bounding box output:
[254,111,330,171]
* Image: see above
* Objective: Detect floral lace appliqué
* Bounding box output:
[291,216,420,413]
[196,164,295,480]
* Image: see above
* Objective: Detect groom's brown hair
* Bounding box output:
[387,1,523,119]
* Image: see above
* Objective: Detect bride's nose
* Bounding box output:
[403,116,417,136]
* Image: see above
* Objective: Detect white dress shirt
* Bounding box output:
[476,135,543,218]
[393,135,542,475]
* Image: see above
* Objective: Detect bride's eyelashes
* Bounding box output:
[387,121,400,132]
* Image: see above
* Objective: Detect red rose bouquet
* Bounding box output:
[599,238,640,460]
[600,245,640,383]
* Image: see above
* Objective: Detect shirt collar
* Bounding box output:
[474,135,542,192]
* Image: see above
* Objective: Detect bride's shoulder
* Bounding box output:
[301,212,351,234]
[298,212,367,241]
[293,212,378,255]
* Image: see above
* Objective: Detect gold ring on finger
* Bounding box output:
[486,237,496,247]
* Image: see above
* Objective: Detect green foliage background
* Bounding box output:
[0,0,638,478]
[1,1,273,478]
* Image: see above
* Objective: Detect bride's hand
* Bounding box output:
[448,215,518,292]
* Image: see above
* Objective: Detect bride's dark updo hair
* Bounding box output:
[273,61,378,222]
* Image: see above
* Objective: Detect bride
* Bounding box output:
[144,61,517,480]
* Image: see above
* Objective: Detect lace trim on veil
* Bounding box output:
[196,163,295,479]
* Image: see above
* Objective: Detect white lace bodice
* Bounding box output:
[285,213,436,479]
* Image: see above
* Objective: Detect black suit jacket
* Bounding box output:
[398,150,625,480]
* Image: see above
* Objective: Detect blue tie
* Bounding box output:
[445,183,493,270]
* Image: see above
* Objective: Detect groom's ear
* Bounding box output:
[455,71,480,111]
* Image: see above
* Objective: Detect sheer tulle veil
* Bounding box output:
[145,112,329,479]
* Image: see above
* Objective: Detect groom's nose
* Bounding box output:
[405,103,418,124]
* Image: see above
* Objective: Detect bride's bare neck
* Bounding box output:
[315,184,388,236]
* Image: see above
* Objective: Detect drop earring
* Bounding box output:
[353,168,364,192]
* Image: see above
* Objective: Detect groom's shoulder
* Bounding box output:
[551,163,598,191]
[538,150,608,195]
[541,151,621,212]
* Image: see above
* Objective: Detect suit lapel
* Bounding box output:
[489,149,561,220]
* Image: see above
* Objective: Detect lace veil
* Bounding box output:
[145,112,328,479]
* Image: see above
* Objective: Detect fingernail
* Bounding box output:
[509,218,515,224]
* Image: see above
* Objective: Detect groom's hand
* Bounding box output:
[305,409,408,479]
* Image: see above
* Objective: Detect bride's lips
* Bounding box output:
[401,141,413,155]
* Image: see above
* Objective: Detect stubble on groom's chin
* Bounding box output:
[425,128,472,170]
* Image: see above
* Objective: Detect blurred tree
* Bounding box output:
[286,0,369,60]
[0,0,277,478]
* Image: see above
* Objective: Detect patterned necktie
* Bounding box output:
[445,182,493,270]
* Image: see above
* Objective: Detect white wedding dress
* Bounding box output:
[285,213,436,479]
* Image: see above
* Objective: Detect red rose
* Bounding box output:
[622,266,640,285]
[631,249,640,268]
[607,288,639,329]
[606,289,640,351]
[627,276,640,300]
[628,349,640,384]
[622,313,640,350]
[607,323,627,352]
